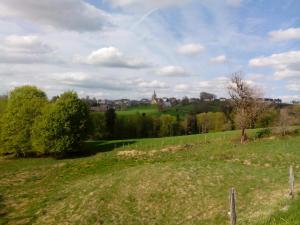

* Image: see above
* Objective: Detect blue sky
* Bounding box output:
[0,0,299,102]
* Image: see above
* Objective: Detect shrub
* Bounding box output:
[255,128,271,139]
[0,86,47,156]
[31,91,89,156]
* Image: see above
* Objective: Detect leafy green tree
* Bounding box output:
[31,91,89,156]
[213,112,227,131]
[0,86,47,156]
[87,112,106,140]
[0,96,7,118]
[197,112,227,133]
[256,108,278,128]
[197,113,210,133]
[159,115,176,137]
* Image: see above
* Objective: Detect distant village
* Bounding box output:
[81,91,286,112]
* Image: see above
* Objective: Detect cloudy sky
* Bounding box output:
[0,0,299,102]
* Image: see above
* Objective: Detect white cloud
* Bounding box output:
[84,46,149,68]
[195,77,229,97]
[274,69,300,80]
[51,72,131,91]
[137,80,168,89]
[2,35,53,54]
[249,51,300,80]
[0,0,110,31]
[156,66,188,76]
[249,51,300,68]
[0,35,58,64]
[177,43,205,55]
[287,84,300,92]
[269,28,300,41]
[175,84,188,92]
[53,72,90,84]
[210,55,227,64]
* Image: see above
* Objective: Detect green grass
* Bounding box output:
[1,130,300,224]
[117,105,159,116]
[117,101,225,117]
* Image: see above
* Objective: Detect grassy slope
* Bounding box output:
[117,101,225,118]
[117,105,159,116]
[0,130,300,225]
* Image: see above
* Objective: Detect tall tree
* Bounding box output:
[32,91,89,156]
[228,72,267,143]
[0,86,47,156]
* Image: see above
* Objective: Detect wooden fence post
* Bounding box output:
[229,188,237,225]
[289,166,295,199]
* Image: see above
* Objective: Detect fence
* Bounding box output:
[229,166,296,225]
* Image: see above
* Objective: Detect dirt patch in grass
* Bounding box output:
[117,144,193,159]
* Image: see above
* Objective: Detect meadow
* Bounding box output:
[0,129,300,225]
[117,105,159,116]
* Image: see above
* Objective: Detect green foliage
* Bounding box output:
[115,113,156,139]
[0,96,7,118]
[105,108,116,139]
[87,112,106,139]
[197,112,227,133]
[255,128,272,139]
[159,114,177,136]
[256,108,279,128]
[31,91,89,156]
[0,86,47,156]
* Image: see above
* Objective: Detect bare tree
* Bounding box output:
[278,107,296,136]
[228,72,267,143]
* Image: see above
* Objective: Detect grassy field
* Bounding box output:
[1,129,300,225]
[117,105,159,116]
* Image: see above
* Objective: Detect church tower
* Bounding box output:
[151,90,158,104]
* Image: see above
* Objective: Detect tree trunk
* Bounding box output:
[241,128,247,143]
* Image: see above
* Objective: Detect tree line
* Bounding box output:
[0,74,299,157]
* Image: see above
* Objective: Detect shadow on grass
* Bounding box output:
[61,140,137,159]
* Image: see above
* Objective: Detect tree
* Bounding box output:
[197,113,209,133]
[220,101,234,130]
[228,72,267,143]
[278,108,293,136]
[87,112,106,140]
[159,115,176,137]
[31,91,89,156]
[197,112,227,133]
[185,113,197,134]
[105,108,116,139]
[0,95,7,118]
[256,107,278,128]
[0,86,47,156]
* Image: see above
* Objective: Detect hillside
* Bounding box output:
[0,130,300,225]
[117,101,227,117]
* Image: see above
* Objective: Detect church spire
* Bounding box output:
[151,90,158,104]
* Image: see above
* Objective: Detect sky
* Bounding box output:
[0,0,299,102]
